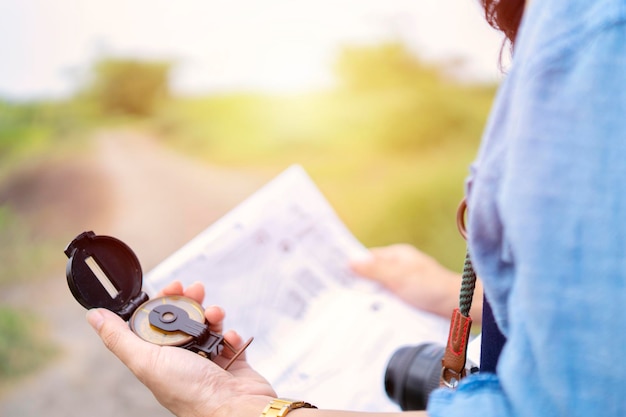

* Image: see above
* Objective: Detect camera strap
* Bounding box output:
[440,199,476,388]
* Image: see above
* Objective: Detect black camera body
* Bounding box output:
[385,343,478,410]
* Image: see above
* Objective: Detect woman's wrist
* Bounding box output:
[214,395,276,417]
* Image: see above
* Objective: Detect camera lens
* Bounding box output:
[384,343,445,410]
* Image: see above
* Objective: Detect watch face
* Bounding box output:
[129,295,206,346]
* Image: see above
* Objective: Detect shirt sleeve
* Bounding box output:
[428,12,626,417]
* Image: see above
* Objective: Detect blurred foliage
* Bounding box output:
[0,99,95,178]
[153,42,496,270]
[0,44,496,276]
[0,57,169,292]
[0,99,94,388]
[336,43,441,91]
[0,43,497,387]
[0,205,62,286]
[0,97,98,285]
[84,58,172,116]
[334,43,491,151]
[0,306,58,388]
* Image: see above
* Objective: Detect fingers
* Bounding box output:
[158,280,205,305]
[351,244,422,278]
[213,329,249,369]
[182,281,205,304]
[223,329,244,357]
[86,308,161,382]
[157,280,183,297]
[350,246,397,280]
[155,281,226,333]
[349,249,378,278]
[204,305,225,334]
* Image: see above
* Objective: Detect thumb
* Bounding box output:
[349,251,380,279]
[86,308,158,379]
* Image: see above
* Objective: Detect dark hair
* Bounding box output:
[481,0,526,44]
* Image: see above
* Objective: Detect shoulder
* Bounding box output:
[514,0,626,75]
[499,0,626,156]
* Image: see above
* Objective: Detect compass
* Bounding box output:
[130,295,204,346]
[64,231,251,369]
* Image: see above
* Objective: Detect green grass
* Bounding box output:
[0,98,95,180]
[0,307,59,391]
[0,206,64,286]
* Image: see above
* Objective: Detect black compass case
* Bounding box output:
[64,231,149,320]
[63,231,255,367]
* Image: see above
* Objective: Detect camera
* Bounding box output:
[385,343,479,410]
[384,343,446,410]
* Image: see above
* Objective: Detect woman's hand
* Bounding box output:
[350,244,482,322]
[86,281,276,417]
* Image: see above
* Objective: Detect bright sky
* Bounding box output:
[0,0,504,100]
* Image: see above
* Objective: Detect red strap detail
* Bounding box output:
[441,308,472,387]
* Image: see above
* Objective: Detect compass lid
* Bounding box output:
[64,231,148,320]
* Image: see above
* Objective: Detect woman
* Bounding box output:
[86,0,626,415]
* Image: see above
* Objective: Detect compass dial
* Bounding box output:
[129,295,206,346]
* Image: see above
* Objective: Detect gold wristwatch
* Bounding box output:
[260,398,317,417]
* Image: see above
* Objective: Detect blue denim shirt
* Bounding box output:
[428,1,626,416]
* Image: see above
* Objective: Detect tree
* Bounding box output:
[332,43,494,151]
[334,43,441,91]
[88,58,172,116]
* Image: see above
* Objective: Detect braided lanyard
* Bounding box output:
[440,198,477,388]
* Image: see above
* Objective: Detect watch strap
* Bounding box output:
[260,398,317,417]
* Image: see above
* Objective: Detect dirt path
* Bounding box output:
[0,130,271,417]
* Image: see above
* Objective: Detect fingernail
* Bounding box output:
[86,309,104,331]
[350,251,373,264]
[348,255,374,269]
[207,305,225,315]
